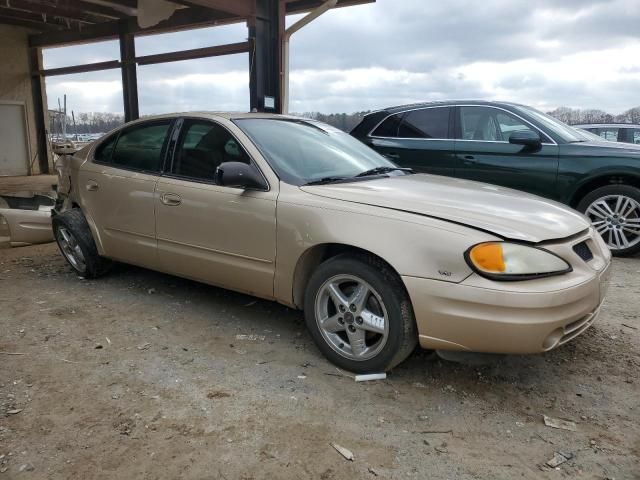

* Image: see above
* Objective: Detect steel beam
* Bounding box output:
[119,24,139,122]
[180,0,255,17]
[136,41,250,66]
[38,60,121,77]
[248,0,282,113]
[28,47,50,174]
[29,7,240,48]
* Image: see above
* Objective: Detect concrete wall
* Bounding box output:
[0,24,50,175]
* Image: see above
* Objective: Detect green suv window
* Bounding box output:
[459,106,538,142]
[371,107,450,139]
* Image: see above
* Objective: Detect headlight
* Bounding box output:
[465,242,571,280]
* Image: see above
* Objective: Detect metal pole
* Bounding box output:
[63,94,67,138]
[281,0,337,113]
[72,110,77,141]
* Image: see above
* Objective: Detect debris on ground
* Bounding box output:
[415,429,453,434]
[235,334,265,341]
[355,373,386,382]
[435,442,449,454]
[368,466,379,476]
[543,415,577,431]
[545,451,574,468]
[330,443,354,461]
[6,409,23,415]
[207,391,231,399]
[325,367,354,379]
[137,343,151,351]
[18,463,35,472]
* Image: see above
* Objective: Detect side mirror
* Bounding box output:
[509,130,542,150]
[215,162,267,190]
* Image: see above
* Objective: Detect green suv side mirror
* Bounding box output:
[509,130,542,150]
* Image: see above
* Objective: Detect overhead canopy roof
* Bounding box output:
[1,0,375,175]
[0,0,374,47]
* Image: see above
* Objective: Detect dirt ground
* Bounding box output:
[0,243,638,479]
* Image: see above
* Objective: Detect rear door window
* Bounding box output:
[93,134,118,164]
[398,107,449,139]
[111,121,172,172]
[632,129,640,144]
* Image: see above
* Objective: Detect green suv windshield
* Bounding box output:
[235,118,396,186]
[514,105,583,143]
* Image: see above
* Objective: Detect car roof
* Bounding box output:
[369,100,531,116]
[574,123,640,128]
[128,111,309,123]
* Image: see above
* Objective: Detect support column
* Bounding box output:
[28,47,50,174]
[119,24,139,122]
[248,0,282,113]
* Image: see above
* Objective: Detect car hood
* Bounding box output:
[569,140,640,155]
[300,174,590,242]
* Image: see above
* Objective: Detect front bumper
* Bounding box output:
[403,245,612,354]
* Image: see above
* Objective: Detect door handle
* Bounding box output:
[384,152,400,159]
[86,180,99,191]
[160,192,182,206]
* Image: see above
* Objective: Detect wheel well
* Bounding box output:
[570,175,640,208]
[291,243,403,309]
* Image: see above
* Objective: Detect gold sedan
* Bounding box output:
[53,113,612,373]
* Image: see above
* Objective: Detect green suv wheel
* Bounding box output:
[578,185,640,256]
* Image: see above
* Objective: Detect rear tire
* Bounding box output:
[577,185,640,256]
[52,209,112,278]
[304,254,417,373]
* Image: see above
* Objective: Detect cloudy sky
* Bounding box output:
[43,0,640,116]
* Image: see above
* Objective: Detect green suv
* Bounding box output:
[351,101,640,256]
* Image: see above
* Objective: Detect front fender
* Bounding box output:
[273,186,497,306]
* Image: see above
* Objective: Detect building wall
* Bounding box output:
[0,24,50,175]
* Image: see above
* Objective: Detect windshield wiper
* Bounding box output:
[303,176,350,186]
[355,166,414,177]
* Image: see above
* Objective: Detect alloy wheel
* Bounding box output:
[56,226,86,272]
[586,194,640,251]
[314,274,389,361]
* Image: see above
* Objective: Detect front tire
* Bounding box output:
[52,209,112,278]
[577,185,640,256]
[304,254,417,373]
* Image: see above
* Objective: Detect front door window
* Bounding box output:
[459,106,538,142]
[170,120,251,182]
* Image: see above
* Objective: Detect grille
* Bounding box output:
[573,241,593,262]
[559,308,599,346]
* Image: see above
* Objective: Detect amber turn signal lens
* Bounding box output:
[469,243,505,273]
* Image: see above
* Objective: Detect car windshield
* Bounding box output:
[234,118,397,186]
[514,105,583,143]
[574,127,606,142]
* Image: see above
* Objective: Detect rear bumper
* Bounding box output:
[403,261,611,354]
